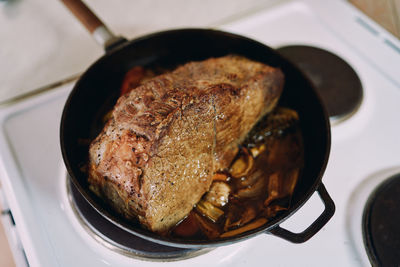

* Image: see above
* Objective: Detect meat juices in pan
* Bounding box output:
[87,55,300,237]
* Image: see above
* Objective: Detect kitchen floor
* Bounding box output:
[0,1,399,266]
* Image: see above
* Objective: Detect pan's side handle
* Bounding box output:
[60,0,126,50]
[268,183,335,243]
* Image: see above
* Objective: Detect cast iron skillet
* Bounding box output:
[60,0,335,248]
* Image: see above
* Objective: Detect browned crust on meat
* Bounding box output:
[88,55,284,232]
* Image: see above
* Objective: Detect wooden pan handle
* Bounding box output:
[60,0,126,49]
[61,0,104,33]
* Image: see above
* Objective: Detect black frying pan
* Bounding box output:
[60,0,334,248]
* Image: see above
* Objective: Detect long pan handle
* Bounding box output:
[60,0,126,50]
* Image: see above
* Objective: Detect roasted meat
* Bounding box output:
[88,55,284,233]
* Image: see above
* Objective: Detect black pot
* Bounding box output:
[60,1,334,249]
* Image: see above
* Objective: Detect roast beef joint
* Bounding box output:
[88,55,285,234]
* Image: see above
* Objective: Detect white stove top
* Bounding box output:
[0,0,400,266]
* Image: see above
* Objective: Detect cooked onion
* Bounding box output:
[236,176,267,198]
[264,172,280,206]
[204,182,230,207]
[224,205,257,230]
[195,200,224,223]
[230,148,254,178]
[285,168,299,195]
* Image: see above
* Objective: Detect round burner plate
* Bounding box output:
[363,173,400,267]
[277,45,363,124]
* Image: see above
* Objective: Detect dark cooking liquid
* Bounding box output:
[170,119,304,240]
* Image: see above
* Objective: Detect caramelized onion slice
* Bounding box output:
[195,200,224,223]
[285,168,300,196]
[224,205,257,231]
[237,167,263,188]
[230,148,254,178]
[220,218,267,238]
[236,175,267,199]
[264,172,280,207]
[264,169,300,207]
[204,182,230,207]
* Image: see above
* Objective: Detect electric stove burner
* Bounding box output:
[66,179,212,261]
[277,45,363,123]
[362,173,400,267]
